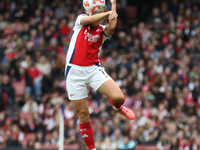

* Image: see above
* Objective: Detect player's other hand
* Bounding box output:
[109,11,118,21]
[110,0,116,4]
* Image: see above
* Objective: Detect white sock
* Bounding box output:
[91,148,96,150]
[114,106,121,111]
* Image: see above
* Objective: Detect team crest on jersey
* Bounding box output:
[96,29,101,32]
[84,29,100,42]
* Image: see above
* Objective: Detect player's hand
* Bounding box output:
[109,11,118,21]
[110,0,116,4]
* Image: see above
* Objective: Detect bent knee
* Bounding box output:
[77,109,90,123]
[111,93,124,103]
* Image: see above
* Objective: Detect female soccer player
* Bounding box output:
[65,0,135,149]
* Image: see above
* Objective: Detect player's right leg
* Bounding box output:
[65,66,96,150]
[72,98,96,150]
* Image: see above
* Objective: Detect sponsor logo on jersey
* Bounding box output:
[84,29,100,42]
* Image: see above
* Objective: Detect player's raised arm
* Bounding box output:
[104,0,118,36]
[80,11,110,25]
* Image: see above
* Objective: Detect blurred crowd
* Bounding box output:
[0,0,200,149]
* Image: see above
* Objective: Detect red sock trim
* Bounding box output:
[109,95,125,109]
[79,121,95,149]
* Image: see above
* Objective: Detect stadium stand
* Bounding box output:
[0,0,200,150]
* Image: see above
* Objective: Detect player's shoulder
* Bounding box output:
[77,14,88,19]
[74,14,88,29]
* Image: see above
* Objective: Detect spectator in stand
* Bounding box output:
[0,75,15,108]
[51,79,65,94]
[26,139,35,150]
[6,132,22,148]
[0,136,6,149]
[110,128,123,145]
[33,116,46,136]
[1,0,200,149]
[22,95,38,113]
[36,55,52,94]
[0,112,5,127]
[170,137,179,150]
[16,67,32,95]
[10,124,24,142]
[34,142,41,150]
[47,38,63,54]
[64,119,76,144]
[36,55,51,77]
[26,60,43,97]
[59,18,71,36]
[48,130,59,145]
[147,7,164,24]
[49,50,64,78]
[0,92,4,111]
[35,130,45,144]
[101,136,118,150]
[19,117,32,133]
[118,136,136,150]
[2,117,12,134]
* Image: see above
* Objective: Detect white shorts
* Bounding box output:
[65,63,111,100]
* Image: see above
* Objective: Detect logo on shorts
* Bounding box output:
[70,94,74,97]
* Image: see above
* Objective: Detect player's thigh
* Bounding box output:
[71,98,90,123]
[88,67,124,101]
[97,79,124,102]
[65,66,88,100]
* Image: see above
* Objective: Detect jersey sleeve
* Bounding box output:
[75,14,87,27]
[100,24,109,42]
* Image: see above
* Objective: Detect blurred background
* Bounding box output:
[0,0,200,149]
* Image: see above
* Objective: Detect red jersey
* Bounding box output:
[66,14,108,66]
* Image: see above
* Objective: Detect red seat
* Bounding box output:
[19,112,33,123]
[25,133,36,140]
[20,133,36,148]
[12,81,25,97]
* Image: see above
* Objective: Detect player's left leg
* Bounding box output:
[97,79,135,120]
[88,65,135,120]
